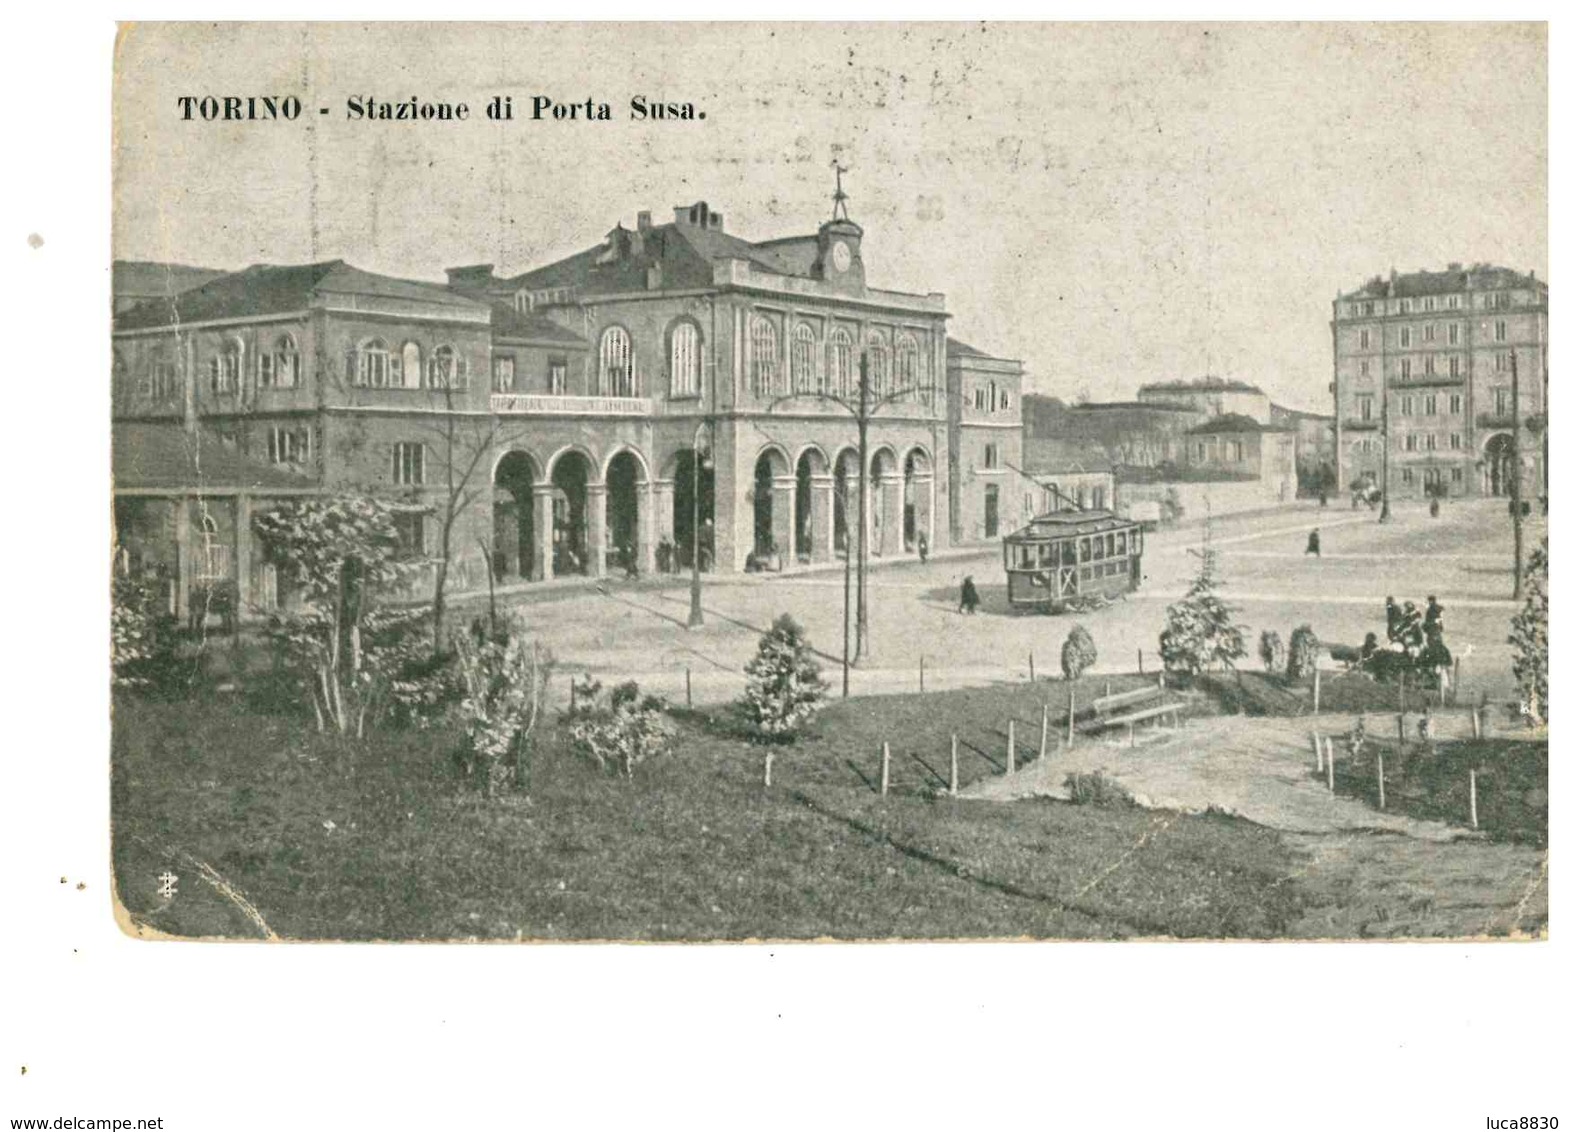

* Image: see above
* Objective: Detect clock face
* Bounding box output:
[831,240,852,272]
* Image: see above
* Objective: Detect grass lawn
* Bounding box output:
[1324,733,1548,848]
[113,672,1312,941]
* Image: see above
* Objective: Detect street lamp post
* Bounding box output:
[687,422,708,628]
[1511,348,1524,600]
[1379,381,1392,522]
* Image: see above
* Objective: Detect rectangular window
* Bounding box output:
[1361,301,1374,316]
[1228,441,1242,462]
[1448,295,1461,310]
[1195,442,1207,461]
[1400,358,1412,380]
[150,361,177,401]
[982,443,998,470]
[1400,395,1414,416]
[1495,353,1508,373]
[1423,355,1435,375]
[1357,395,1373,421]
[392,441,426,487]
[1449,393,1463,414]
[1000,390,1011,410]
[1399,299,1411,313]
[1358,328,1371,350]
[1425,433,1437,451]
[266,426,310,467]
[1399,327,1412,348]
[1448,322,1460,345]
[1495,388,1512,415]
[1423,323,1435,342]
[1451,467,1463,483]
[1424,395,1437,416]
[548,357,567,395]
[1450,433,1462,450]
[1494,320,1507,342]
[1358,360,1370,377]
[1403,434,1417,452]
[1402,468,1414,485]
[492,355,515,393]
[1449,356,1462,378]
[392,512,428,559]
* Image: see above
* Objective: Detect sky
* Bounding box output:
[113,22,1546,413]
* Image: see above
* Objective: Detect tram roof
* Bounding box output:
[1004,509,1138,541]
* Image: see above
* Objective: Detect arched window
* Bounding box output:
[210,338,242,394]
[260,334,299,389]
[359,339,390,388]
[599,326,635,397]
[749,316,779,397]
[865,331,889,399]
[894,334,918,392]
[791,324,818,394]
[668,322,700,398]
[426,345,467,390]
[400,342,421,390]
[829,327,853,397]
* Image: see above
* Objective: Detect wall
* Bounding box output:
[1118,475,1296,519]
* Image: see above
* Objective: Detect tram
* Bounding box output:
[1002,508,1145,613]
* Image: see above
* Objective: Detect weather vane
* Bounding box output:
[830,158,851,222]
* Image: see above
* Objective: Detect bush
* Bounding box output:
[1060,624,1097,682]
[568,679,676,779]
[1159,549,1247,676]
[1509,537,1548,723]
[453,617,554,796]
[111,574,190,693]
[1065,770,1137,808]
[741,614,829,742]
[1258,630,1285,674]
[1286,625,1320,682]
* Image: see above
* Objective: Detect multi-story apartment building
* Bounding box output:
[112,197,1027,620]
[945,339,1025,541]
[1332,264,1548,500]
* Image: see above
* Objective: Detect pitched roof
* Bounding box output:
[113,422,318,492]
[1024,436,1114,475]
[489,303,588,346]
[945,338,992,359]
[1346,264,1546,300]
[114,260,488,331]
[1139,378,1263,395]
[112,260,227,301]
[1185,412,1293,436]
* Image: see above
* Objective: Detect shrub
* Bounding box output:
[1060,624,1097,682]
[1509,537,1548,723]
[254,496,425,736]
[1258,630,1285,674]
[1286,625,1320,682]
[453,617,554,796]
[741,614,828,742]
[1158,549,1247,676]
[111,574,190,693]
[1065,770,1137,808]
[568,679,676,779]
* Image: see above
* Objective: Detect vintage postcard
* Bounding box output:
[109,21,1547,943]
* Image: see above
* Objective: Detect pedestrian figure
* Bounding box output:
[959,575,980,615]
[917,531,929,564]
[1319,489,1329,508]
[1305,527,1321,556]
[1430,495,1440,518]
[1423,595,1445,641]
[1385,596,1400,642]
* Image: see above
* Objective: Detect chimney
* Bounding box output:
[445,264,496,291]
[636,210,652,232]
[709,211,723,232]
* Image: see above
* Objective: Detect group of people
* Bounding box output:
[1385,594,1445,652]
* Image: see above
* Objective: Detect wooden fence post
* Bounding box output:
[1158,671,1165,690]
[1451,657,1461,701]
[1007,720,1016,774]
[569,679,576,715]
[1067,688,1076,748]
[1313,668,1321,714]
[764,751,773,789]
[1397,713,1405,747]
[1039,701,1050,765]
[1138,648,1144,675]
[1029,651,1035,683]
[1127,720,1136,748]
[1471,706,1481,740]
[1313,731,1323,773]
[1105,679,1113,698]
[1398,672,1406,714]
[1469,768,1479,830]
[1376,750,1385,810]
[919,655,925,694]
[949,734,959,798]
[880,742,890,797]
[1326,737,1335,793]
[685,666,692,708]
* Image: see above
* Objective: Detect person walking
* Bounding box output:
[1305,527,1321,556]
[917,531,929,564]
[959,575,980,615]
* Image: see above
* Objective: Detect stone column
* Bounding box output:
[637,480,657,576]
[587,483,608,578]
[911,471,935,552]
[771,475,796,567]
[883,473,906,556]
[234,493,253,620]
[531,485,555,582]
[810,474,835,564]
[652,478,676,570]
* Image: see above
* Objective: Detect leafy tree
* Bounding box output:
[742,614,829,742]
[1158,549,1247,676]
[254,496,424,736]
[1509,537,1548,723]
[1286,625,1320,682]
[1060,623,1098,683]
[568,680,676,779]
[1258,630,1285,674]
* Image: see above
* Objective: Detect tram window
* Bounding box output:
[1020,545,1035,569]
[1116,532,1127,555]
[1041,541,1057,566]
[1080,538,1092,561]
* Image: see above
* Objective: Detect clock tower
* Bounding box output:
[813,160,865,288]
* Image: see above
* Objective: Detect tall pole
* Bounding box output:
[1512,348,1524,600]
[855,352,871,661]
[841,477,851,696]
[1379,380,1392,522]
[687,421,706,628]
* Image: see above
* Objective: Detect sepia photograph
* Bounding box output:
[103,21,1549,944]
